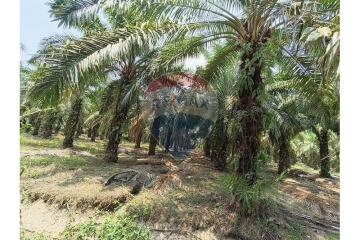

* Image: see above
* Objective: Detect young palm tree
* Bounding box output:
[263,80,305,174]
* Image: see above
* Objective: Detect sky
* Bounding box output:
[20,0,206,69]
[20,0,77,64]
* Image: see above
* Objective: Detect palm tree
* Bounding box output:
[38,2,184,161]
[263,79,305,174]
[280,0,340,177]
[41,109,59,138]
[198,46,239,170]
[131,0,301,181]
[63,96,84,147]
[26,33,106,148]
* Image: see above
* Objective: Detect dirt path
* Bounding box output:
[21,200,98,238]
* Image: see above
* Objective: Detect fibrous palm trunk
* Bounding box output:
[319,129,331,178]
[148,116,162,155]
[87,128,92,138]
[210,116,228,170]
[165,115,174,152]
[42,110,57,138]
[278,130,291,174]
[63,97,82,148]
[104,106,129,162]
[235,51,263,184]
[104,80,130,162]
[75,114,83,138]
[31,113,42,136]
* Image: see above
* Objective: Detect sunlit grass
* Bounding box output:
[20,155,93,169]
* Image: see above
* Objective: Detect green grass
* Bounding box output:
[61,214,150,240]
[20,133,151,156]
[291,162,319,174]
[20,133,105,155]
[326,233,340,240]
[284,223,306,240]
[20,231,51,240]
[21,155,94,169]
[20,134,63,150]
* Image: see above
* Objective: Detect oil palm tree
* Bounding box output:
[279,0,340,177]
[35,2,184,162]
[131,0,301,181]
[263,79,305,174]
[27,33,107,147]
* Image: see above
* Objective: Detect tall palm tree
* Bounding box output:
[279,0,340,177]
[34,2,184,162]
[27,33,107,147]
[132,0,299,181]
[198,45,239,170]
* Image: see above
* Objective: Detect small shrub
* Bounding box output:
[99,215,150,240]
[61,220,97,240]
[219,173,284,217]
[125,202,154,222]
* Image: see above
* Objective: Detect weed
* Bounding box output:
[219,173,283,216]
[20,230,50,240]
[125,202,154,222]
[61,214,150,240]
[284,223,306,240]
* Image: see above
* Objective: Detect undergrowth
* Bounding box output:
[61,213,150,240]
[219,172,284,216]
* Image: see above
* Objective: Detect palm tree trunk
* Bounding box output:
[63,97,82,148]
[203,136,211,158]
[42,110,57,138]
[54,116,63,134]
[31,113,42,136]
[135,126,143,148]
[87,128,92,138]
[235,53,263,184]
[148,116,162,155]
[104,106,129,162]
[75,115,83,138]
[104,79,130,162]
[165,115,174,152]
[90,123,99,142]
[210,116,228,171]
[319,129,331,178]
[278,130,291,174]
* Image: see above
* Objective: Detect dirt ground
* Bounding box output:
[20,134,339,240]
